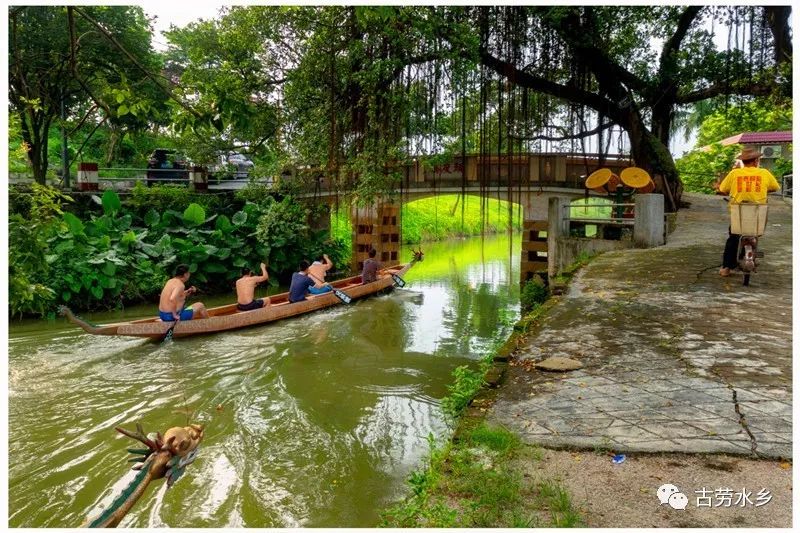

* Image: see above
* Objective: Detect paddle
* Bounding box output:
[308,272,351,304]
[162,286,197,342]
[391,247,424,288]
[162,317,179,343]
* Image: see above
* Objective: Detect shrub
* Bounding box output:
[127,182,225,220]
[520,276,548,312]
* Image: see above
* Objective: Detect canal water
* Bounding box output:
[8,234,521,527]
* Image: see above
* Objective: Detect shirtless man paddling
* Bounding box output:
[236,263,270,311]
[158,264,209,321]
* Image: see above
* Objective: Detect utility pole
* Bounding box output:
[61,87,70,188]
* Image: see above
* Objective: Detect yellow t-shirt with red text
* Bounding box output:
[718,167,780,204]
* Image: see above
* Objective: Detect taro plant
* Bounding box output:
[45,190,161,309]
[142,201,269,291]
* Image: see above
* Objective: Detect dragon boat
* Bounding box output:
[61,262,416,340]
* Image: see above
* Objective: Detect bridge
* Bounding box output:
[74,152,665,282]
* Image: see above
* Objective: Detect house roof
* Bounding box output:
[717,131,793,146]
[698,131,792,152]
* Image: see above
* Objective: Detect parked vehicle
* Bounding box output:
[210,152,255,180]
[146,149,189,186]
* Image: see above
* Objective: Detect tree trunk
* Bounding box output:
[627,115,680,212]
[20,110,50,185]
[105,127,119,165]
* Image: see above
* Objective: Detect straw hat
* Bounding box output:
[737,145,761,162]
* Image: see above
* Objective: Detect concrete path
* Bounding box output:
[488,193,792,458]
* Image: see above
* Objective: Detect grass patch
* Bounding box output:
[380,422,581,527]
[537,480,584,527]
[402,194,522,243]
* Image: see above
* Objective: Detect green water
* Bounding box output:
[8,234,521,527]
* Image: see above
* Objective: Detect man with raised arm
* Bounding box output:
[236,263,271,311]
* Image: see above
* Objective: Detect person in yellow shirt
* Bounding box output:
[714,146,780,277]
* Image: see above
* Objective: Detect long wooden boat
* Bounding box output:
[60,262,415,339]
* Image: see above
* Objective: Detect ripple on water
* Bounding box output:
[9,235,522,527]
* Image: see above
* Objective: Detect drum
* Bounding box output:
[585,168,620,195]
[620,166,655,193]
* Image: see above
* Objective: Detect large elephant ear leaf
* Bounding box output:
[101,190,122,215]
[183,203,206,226]
[232,211,247,226]
[63,212,84,235]
[144,208,161,227]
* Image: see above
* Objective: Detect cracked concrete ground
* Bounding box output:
[488,193,792,459]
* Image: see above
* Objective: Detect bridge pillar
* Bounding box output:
[351,202,400,273]
[520,194,550,283]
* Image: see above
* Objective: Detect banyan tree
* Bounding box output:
[275,5,792,211]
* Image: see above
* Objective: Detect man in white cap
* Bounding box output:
[714,145,780,277]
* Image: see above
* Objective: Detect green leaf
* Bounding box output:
[54,239,75,254]
[90,285,104,299]
[102,262,117,276]
[63,212,84,235]
[232,211,247,226]
[215,215,233,231]
[121,230,137,246]
[204,262,228,273]
[118,214,132,230]
[118,104,129,116]
[144,209,161,226]
[44,254,58,264]
[62,291,72,302]
[183,203,206,226]
[232,257,247,268]
[101,190,122,215]
[140,242,158,257]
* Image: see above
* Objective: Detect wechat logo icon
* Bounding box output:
[657,484,688,510]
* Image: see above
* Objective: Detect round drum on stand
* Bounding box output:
[620,166,655,193]
[585,168,620,195]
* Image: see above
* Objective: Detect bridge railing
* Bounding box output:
[54,152,634,194]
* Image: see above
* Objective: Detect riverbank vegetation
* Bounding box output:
[8,185,347,318]
[9,185,524,318]
[382,252,597,527]
[380,420,582,527]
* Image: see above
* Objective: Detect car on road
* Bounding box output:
[146,149,189,186]
[210,152,255,180]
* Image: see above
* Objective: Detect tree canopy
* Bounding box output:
[8,5,793,208]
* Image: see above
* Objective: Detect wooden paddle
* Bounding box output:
[162,286,197,342]
[308,272,351,304]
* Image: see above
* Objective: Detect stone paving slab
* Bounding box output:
[488,193,792,459]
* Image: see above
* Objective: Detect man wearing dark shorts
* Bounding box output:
[236,263,270,311]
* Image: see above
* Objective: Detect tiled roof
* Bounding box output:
[718,131,793,146]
